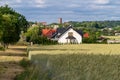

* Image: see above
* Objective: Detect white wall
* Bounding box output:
[58,28,82,44]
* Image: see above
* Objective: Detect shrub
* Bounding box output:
[19,58,30,68]
[0,46,5,51]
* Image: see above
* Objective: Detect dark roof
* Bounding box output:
[51,26,83,38]
[75,29,83,37]
[66,36,76,39]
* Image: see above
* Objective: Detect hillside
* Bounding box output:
[68,21,120,29]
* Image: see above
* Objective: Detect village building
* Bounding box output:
[51,26,83,44]
[83,33,89,38]
[115,32,120,36]
[42,28,56,38]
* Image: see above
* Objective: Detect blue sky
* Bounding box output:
[0,0,120,24]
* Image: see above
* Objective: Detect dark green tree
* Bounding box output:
[26,25,40,43]
[0,5,28,48]
[0,13,3,41]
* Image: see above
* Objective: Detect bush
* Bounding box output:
[19,58,30,68]
[27,36,58,45]
[83,37,97,43]
[0,46,5,51]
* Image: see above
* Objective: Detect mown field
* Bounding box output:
[28,44,120,57]
[17,44,120,80]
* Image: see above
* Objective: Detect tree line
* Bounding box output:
[68,21,120,29]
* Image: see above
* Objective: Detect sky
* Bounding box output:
[0,0,120,24]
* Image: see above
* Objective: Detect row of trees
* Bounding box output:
[68,21,120,29]
[0,5,28,48]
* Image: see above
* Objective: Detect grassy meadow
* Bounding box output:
[28,44,120,57]
[17,44,120,80]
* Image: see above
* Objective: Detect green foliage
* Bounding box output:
[2,14,20,44]
[82,28,101,43]
[26,25,57,45]
[19,58,31,68]
[83,37,97,43]
[0,5,28,46]
[68,21,120,29]
[0,46,4,51]
[113,26,120,31]
[26,25,40,42]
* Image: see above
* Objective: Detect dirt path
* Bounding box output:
[0,45,27,80]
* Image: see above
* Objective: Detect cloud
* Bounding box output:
[34,0,46,8]
[67,4,81,8]
[16,0,22,3]
[94,0,110,4]
[0,0,46,8]
[0,0,120,23]
[35,0,45,4]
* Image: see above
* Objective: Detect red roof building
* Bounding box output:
[83,33,89,38]
[42,29,56,38]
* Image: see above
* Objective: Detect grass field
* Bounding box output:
[28,44,120,58]
[17,44,120,80]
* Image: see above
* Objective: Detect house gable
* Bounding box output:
[58,28,82,44]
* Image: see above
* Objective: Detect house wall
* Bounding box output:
[58,28,82,44]
[115,33,120,36]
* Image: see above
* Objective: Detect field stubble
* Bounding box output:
[24,44,120,80]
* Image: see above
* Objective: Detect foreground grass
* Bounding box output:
[16,54,120,80]
[0,45,27,80]
[16,44,120,80]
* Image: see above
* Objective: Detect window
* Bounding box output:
[68,32,73,36]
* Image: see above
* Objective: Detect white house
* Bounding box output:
[115,32,120,36]
[51,26,83,44]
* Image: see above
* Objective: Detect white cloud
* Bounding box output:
[34,0,46,8]
[0,0,20,6]
[68,4,81,8]
[35,4,46,8]
[90,5,113,10]
[0,0,46,8]
[94,0,110,4]
[35,0,45,4]
[60,11,74,14]
[16,0,22,3]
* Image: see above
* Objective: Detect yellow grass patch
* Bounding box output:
[28,44,120,59]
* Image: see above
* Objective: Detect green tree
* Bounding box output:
[26,25,57,45]
[0,13,3,41]
[0,5,28,48]
[26,25,41,43]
